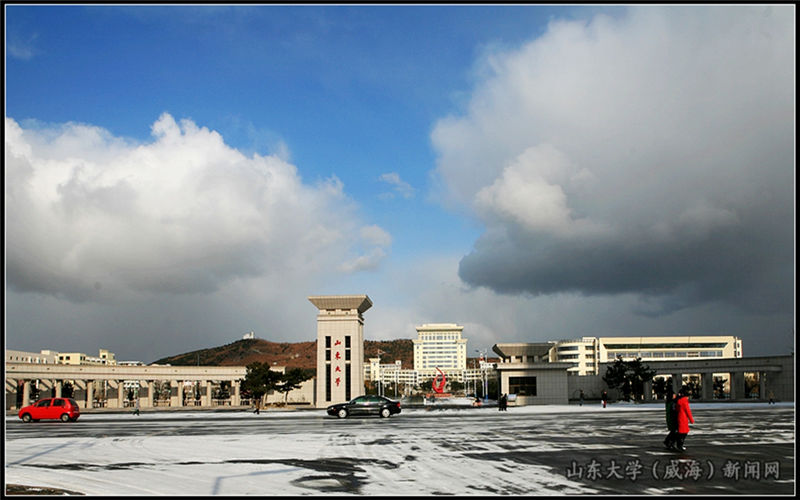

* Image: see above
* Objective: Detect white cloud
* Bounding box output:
[5,113,384,302]
[378,172,416,199]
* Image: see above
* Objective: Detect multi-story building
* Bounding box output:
[57,349,118,366]
[413,323,468,379]
[550,336,743,375]
[364,359,419,396]
[6,349,59,364]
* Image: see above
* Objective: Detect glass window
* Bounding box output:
[509,376,537,396]
[52,399,65,407]
[36,399,51,407]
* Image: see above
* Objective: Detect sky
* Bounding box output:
[4,4,795,363]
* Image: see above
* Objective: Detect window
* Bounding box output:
[325,365,331,402]
[36,400,51,407]
[52,399,65,407]
[509,376,537,396]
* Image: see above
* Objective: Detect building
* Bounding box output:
[493,343,573,405]
[413,323,468,380]
[364,358,419,396]
[57,349,118,366]
[550,336,743,376]
[309,295,372,408]
[6,349,59,364]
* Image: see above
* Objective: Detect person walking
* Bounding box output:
[133,398,140,416]
[768,390,775,404]
[579,390,584,406]
[663,388,678,450]
[675,386,695,452]
[601,390,608,408]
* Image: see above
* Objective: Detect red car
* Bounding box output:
[18,397,81,422]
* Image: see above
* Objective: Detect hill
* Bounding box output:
[152,338,415,370]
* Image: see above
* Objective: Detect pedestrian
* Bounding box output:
[675,386,695,452]
[601,390,608,408]
[663,388,678,450]
[768,390,775,404]
[498,393,507,411]
[133,398,140,416]
[254,399,260,415]
[579,390,584,406]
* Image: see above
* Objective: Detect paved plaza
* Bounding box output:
[4,402,795,495]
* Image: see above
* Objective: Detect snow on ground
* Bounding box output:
[4,402,794,496]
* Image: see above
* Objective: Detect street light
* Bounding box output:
[476,349,488,401]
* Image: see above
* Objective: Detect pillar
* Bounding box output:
[232,380,241,406]
[55,380,62,398]
[759,371,766,400]
[146,380,154,408]
[730,371,745,400]
[643,380,653,401]
[118,381,125,408]
[177,380,184,407]
[86,380,94,409]
[699,373,711,401]
[171,380,180,407]
[106,381,118,408]
[204,380,212,407]
[671,373,682,393]
[22,380,31,408]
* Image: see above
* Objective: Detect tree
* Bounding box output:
[602,356,656,401]
[418,379,433,393]
[449,380,465,395]
[652,377,668,400]
[275,368,312,405]
[62,381,75,399]
[242,362,282,408]
[713,376,727,399]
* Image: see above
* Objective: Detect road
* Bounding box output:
[5,404,795,495]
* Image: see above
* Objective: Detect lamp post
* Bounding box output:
[476,349,488,401]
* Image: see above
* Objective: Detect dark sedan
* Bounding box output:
[327,395,401,419]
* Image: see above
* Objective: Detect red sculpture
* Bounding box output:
[432,368,447,393]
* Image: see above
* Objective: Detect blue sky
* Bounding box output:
[5,5,795,362]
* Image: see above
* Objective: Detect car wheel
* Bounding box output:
[337,408,348,419]
[380,408,391,418]
[21,413,32,423]
[61,413,71,422]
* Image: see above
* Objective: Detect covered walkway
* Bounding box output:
[6,363,247,410]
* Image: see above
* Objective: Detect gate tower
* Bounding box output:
[309,295,372,408]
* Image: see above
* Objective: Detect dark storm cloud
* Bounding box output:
[433,6,794,318]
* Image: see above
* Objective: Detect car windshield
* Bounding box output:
[68,399,79,407]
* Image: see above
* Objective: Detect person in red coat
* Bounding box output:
[675,386,695,451]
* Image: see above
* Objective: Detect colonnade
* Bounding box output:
[641,368,773,401]
[6,363,248,411]
[10,377,244,410]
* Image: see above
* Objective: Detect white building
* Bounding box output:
[413,323,468,379]
[550,336,743,375]
[6,349,59,364]
[364,358,419,392]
